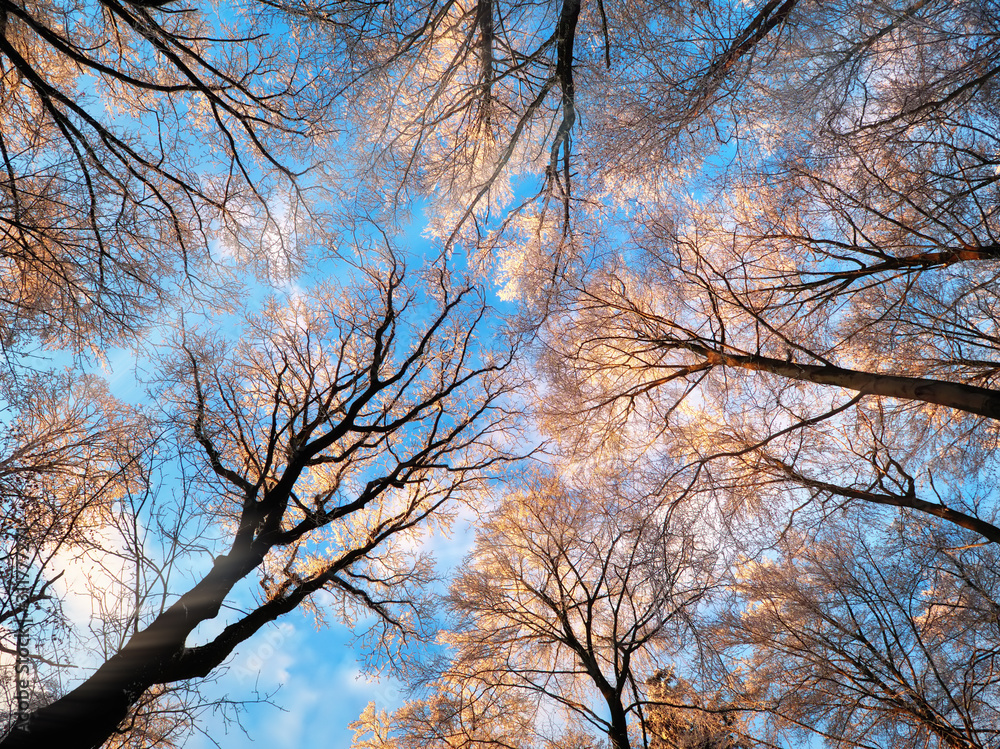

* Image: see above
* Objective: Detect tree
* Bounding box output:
[0,370,150,724]
[315,0,816,278]
[515,0,1000,552]
[354,473,717,749]
[0,1,399,737]
[0,257,518,749]
[350,683,539,749]
[718,514,1000,749]
[0,0,342,353]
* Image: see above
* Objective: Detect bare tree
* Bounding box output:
[354,472,717,749]
[0,256,518,749]
[526,0,1000,552]
[351,683,539,749]
[717,515,1000,749]
[0,370,150,716]
[308,0,835,283]
[0,0,343,352]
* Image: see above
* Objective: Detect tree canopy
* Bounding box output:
[3,0,1000,747]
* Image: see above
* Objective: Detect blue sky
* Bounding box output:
[188,606,405,748]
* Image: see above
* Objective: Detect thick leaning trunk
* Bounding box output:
[688,347,1000,421]
[0,550,262,749]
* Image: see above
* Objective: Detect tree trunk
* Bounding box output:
[0,551,261,749]
[689,347,1000,420]
[607,700,632,749]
